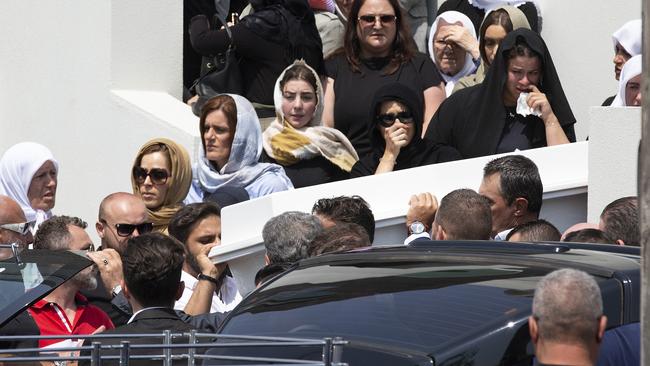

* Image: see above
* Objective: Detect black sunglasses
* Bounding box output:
[376,112,415,127]
[100,219,154,237]
[358,14,397,26]
[133,167,170,185]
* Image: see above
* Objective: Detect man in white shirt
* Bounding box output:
[168,202,241,314]
[478,155,542,240]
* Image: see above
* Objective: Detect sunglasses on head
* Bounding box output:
[133,167,170,185]
[358,14,396,26]
[100,219,154,237]
[0,222,34,236]
[376,111,415,127]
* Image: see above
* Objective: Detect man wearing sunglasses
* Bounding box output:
[84,192,153,325]
[0,195,34,252]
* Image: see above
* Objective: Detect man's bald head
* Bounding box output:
[0,195,27,225]
[0,195,33,255]
[96,192,149,254]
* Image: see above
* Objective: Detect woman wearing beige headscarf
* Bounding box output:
[452,5,531,93]
[131,138,192,233]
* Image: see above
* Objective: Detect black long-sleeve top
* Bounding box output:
[190,14,324,106]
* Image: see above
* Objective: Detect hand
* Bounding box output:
[406,192,438,230]
[438,25,480,60]
[384,124,409,156]
[186,94,199,106]
[196,243,227,279]
[526,85,555,122]
[87,249,123,293]
[92,325,106,335]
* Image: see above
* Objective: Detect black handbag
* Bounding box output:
[193,13,243,98]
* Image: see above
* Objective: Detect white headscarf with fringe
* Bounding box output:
[263,60,358,171]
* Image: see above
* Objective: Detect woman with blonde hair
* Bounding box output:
[131,138,192,233]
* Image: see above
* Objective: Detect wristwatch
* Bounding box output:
[409,221,426,235]
[198,273,221,286]
[111,284,122,298]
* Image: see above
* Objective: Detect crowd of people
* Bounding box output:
[0,0,643,364]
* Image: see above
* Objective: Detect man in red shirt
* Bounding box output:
[29,215,114,349]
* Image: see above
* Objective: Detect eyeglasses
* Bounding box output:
[376,111,415,127]
[100,219,154,237]
[0,222,34,236]
[133,167,170,185]
[358,14,396,27]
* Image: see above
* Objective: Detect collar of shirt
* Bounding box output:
[127,307,168,324]
[494,228,513,241]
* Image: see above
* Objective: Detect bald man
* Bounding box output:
[0,195,33,258]
[95,192,152,254]
[84,192,153,325]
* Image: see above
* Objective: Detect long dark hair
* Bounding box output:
[343,0,417,75]
[479,9,513,65]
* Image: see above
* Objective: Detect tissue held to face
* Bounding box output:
[503,54,541,105]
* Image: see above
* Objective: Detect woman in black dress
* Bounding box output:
[351,82,460,177]
[425,28,575,159]
[323,0,446,156]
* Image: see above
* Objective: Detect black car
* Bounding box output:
[214,241,641,365]
[0,246,93,328]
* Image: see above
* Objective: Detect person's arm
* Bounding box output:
[439,25,480,60]
[527,85,570,146]
[189,15,232,55]
[375,124,407,175]
[183,243,226,316]
[422,82,446,137]
[323,77,336,128]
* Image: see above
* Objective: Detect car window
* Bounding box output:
[0,249,92,327]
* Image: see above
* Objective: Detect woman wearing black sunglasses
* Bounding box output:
[350,82,461,177]
[322,0,446,157]
[131,138,192,233]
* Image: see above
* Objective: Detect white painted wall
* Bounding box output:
[587,107,641,222]
[437,0,642,140]
[218,142,589,294]
[0,1,199,243]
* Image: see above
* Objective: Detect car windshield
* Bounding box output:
[222,261,552,353]
[0,248,92,327]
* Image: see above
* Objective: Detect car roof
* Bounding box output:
[222,241,640,364]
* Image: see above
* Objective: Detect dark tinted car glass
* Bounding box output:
[223,262,550,352]
[0,249,92,327]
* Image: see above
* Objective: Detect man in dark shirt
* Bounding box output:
[83,233,195,365]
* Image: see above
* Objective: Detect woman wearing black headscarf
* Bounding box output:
[351,83,461,177]
[189,0,324,117]
[425,28,575,159]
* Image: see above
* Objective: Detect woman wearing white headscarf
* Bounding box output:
[262,60,358,188]
[603,19,642,106]
[611,55,642,107]
[428,11,480,95]
[0,142,58,232]
[185,94,294,203]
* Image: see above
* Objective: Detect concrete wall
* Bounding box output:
[218,142,589,294]
[587,107,641,222]
[0,1,199,243]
